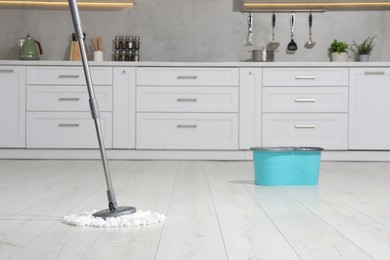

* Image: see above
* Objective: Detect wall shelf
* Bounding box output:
[242,0,390,12]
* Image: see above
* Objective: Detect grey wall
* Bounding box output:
[0,0,389,62]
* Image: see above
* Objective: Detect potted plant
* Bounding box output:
[351,36,376,62]
[329,39,349,62]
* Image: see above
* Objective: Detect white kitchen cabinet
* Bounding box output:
[263,113,348,149]
[27,112,112,148]
[137,67,238,86]
[0,66,25,148]
[349,68,390,150]
[137,113,238,150]
[136,67,239,150]
[262,67,348,150]
[26,66,113,149]
[27,66,112,85]
[263,87,348,113]
[239,68,262,149]
[263,68,349,87]
[113,67,136,149]
[137,86,238,113]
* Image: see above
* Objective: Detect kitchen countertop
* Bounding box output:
[1,60,390,67]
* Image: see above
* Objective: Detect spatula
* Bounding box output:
[287,13,298,51]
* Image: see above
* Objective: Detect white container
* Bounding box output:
[93,51,104,62]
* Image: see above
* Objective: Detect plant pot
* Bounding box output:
[331,52,348,62]
[359,54,370,62]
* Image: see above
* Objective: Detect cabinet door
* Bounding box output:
[0,66,25,148]
[349,68,390,150]
[239,68,262,149]
[113,67,136,149]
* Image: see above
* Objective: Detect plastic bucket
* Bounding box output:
[251,147,324,186]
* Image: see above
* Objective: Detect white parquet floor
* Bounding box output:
[1,159,390,259]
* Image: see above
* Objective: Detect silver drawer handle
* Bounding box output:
[295,98,316,103]
[58,123,80,127]
[177,76,198,80]
[58,97,80,101]
[364,71,386,75]
[295,76,316,80]
[177,124,197,128]
[295,124,315,129]
[0,69,14,73]
[58,75,80,78]
[177,98,197,102]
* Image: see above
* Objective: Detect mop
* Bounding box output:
[63,0,165,228]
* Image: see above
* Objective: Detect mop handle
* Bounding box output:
[68,0,118,210]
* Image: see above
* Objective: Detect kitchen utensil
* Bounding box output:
[19,34,43,60]
[287,13,298,52]
[70,33,81,61]
[97,37,102,51]
[248,48,274,62]
[304,13,316,49]
[245,12,254,46]
[91,37,98,51]
[267,13,280,51]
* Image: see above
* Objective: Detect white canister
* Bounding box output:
[93,51,104,62]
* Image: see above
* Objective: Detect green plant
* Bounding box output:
[329,39,349,54]
[351,36,376,55]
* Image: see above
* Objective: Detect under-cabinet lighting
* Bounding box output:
[0,0,134,8]
[242,1,390,11]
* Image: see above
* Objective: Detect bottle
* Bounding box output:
[134,36,140,50]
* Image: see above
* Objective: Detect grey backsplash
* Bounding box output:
[0,0,389,62]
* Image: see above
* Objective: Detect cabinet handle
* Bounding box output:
[58,123,80,127]
[364,71,386,75]
[295,98,316,103]
[295,124,315,129]
[177,124,197,128]
[58,75,80,78]
[177,98,197,102]
[177,76,198,80]
[295,76,316,80]
[0,69,14,73]
[58,97,80,101]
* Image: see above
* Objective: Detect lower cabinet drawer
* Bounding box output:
[263,87,348,113]
[136,113,238,149]
[137,86,238,113]
[262,113,348,150]
[27,85,112,112]
[27,112,112,148]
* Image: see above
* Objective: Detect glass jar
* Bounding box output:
[134,36,140,50]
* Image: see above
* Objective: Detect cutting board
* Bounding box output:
[69,41,81,61]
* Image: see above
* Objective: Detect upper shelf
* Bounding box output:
[242,0,390,12]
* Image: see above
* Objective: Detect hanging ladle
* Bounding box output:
[267,13,280,51]
[245,12,254,46]
[287,13,298,51]
[304,13,316,49]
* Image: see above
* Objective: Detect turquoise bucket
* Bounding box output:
[251,147,323,186]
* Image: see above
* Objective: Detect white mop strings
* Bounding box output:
[63,210,166,228]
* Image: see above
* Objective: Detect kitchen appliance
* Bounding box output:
[19,34,42,60]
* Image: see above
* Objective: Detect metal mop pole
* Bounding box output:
[68,0,136,219]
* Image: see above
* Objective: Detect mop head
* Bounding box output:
[63,210,166,228]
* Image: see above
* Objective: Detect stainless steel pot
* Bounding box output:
[249,49,274,62]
